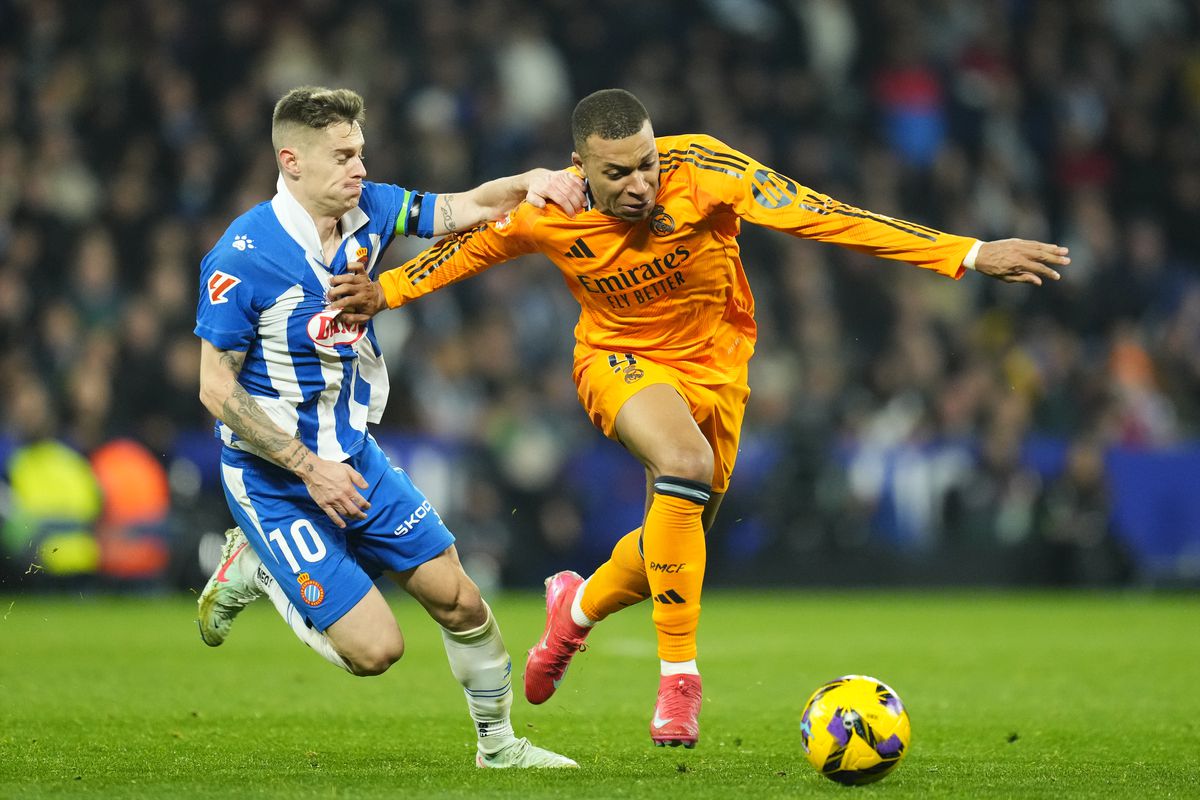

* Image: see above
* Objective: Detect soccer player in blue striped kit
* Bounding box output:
[193,86,582,769]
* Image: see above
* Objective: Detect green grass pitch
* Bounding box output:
[2,590,1197,798]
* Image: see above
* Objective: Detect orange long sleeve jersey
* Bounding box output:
[378,134,975,372]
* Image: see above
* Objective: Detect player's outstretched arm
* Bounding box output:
[972,238,1070,285]
[681,133,1068,282]
[432,168,584,236]
[198,340,371,528]
[331,208,538,323]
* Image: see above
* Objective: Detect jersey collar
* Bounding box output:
[271,174,370,268]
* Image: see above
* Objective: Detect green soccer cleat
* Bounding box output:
[197,527,263,646]
[475,737,579,769]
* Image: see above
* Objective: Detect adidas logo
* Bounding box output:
[564,237,595,259]
[653,589,687,605]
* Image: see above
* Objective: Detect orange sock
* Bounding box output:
[643,477,710,662]
[580,528,650,622]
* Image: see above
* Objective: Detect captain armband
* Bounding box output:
[395,190,440,238]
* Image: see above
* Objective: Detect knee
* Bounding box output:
[346,640,404,677]
[655,442,714,485]
[434,582,488,633]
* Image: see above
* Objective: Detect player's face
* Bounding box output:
[297,121,367,215]
[574,120,660,222]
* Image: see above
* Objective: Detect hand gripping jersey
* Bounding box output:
[195,176,438,462]
[378,134,975,379]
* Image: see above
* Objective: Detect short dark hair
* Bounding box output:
[272,86,365,151]
[571,89,649,153]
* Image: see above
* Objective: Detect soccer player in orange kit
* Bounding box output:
[329,88,1069,749]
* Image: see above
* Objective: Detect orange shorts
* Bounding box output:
[574,350,750,493]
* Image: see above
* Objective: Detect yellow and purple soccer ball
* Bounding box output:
[799,675,911,785]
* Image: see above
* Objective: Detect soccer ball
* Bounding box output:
[799,675,911,785]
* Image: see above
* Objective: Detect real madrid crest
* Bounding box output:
[650,205,675,236]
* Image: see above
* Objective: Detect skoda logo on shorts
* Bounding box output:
[394,500,436,536]
[650,205,675,236]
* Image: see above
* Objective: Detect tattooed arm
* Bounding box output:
[430,168,584,236]
[198,339,370,528]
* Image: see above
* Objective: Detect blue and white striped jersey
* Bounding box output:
[195,176,437,463]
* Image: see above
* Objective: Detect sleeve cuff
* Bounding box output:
[380,274,402,309]
[416,193,439,238]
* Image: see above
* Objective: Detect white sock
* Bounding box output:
[661,658,699,676]
[249,558,352,673]
[570,578,596,628]
[441,604,516,754]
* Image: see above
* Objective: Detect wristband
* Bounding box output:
[963,240,982,270]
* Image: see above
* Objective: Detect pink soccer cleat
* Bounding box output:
[524,570,590,704]
[649,673,702,748]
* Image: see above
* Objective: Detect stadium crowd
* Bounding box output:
[1,0,1198,587]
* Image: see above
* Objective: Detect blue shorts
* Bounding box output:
[219,437,455,631]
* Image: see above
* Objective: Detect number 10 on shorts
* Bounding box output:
[267,519,328,573]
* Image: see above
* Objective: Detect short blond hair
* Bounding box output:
[271,86,365,153]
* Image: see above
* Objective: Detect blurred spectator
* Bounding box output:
[1033,437,1131,586]
[871,25,947,170]
[1106,323,1178,446]
[943,407,1043,547]
[90,438,171,582]
[3,436,103,577]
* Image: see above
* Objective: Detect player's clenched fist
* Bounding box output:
[328,262,387,326]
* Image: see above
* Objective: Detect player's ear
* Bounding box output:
[571,151,584,172]
[279,146,301,177]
